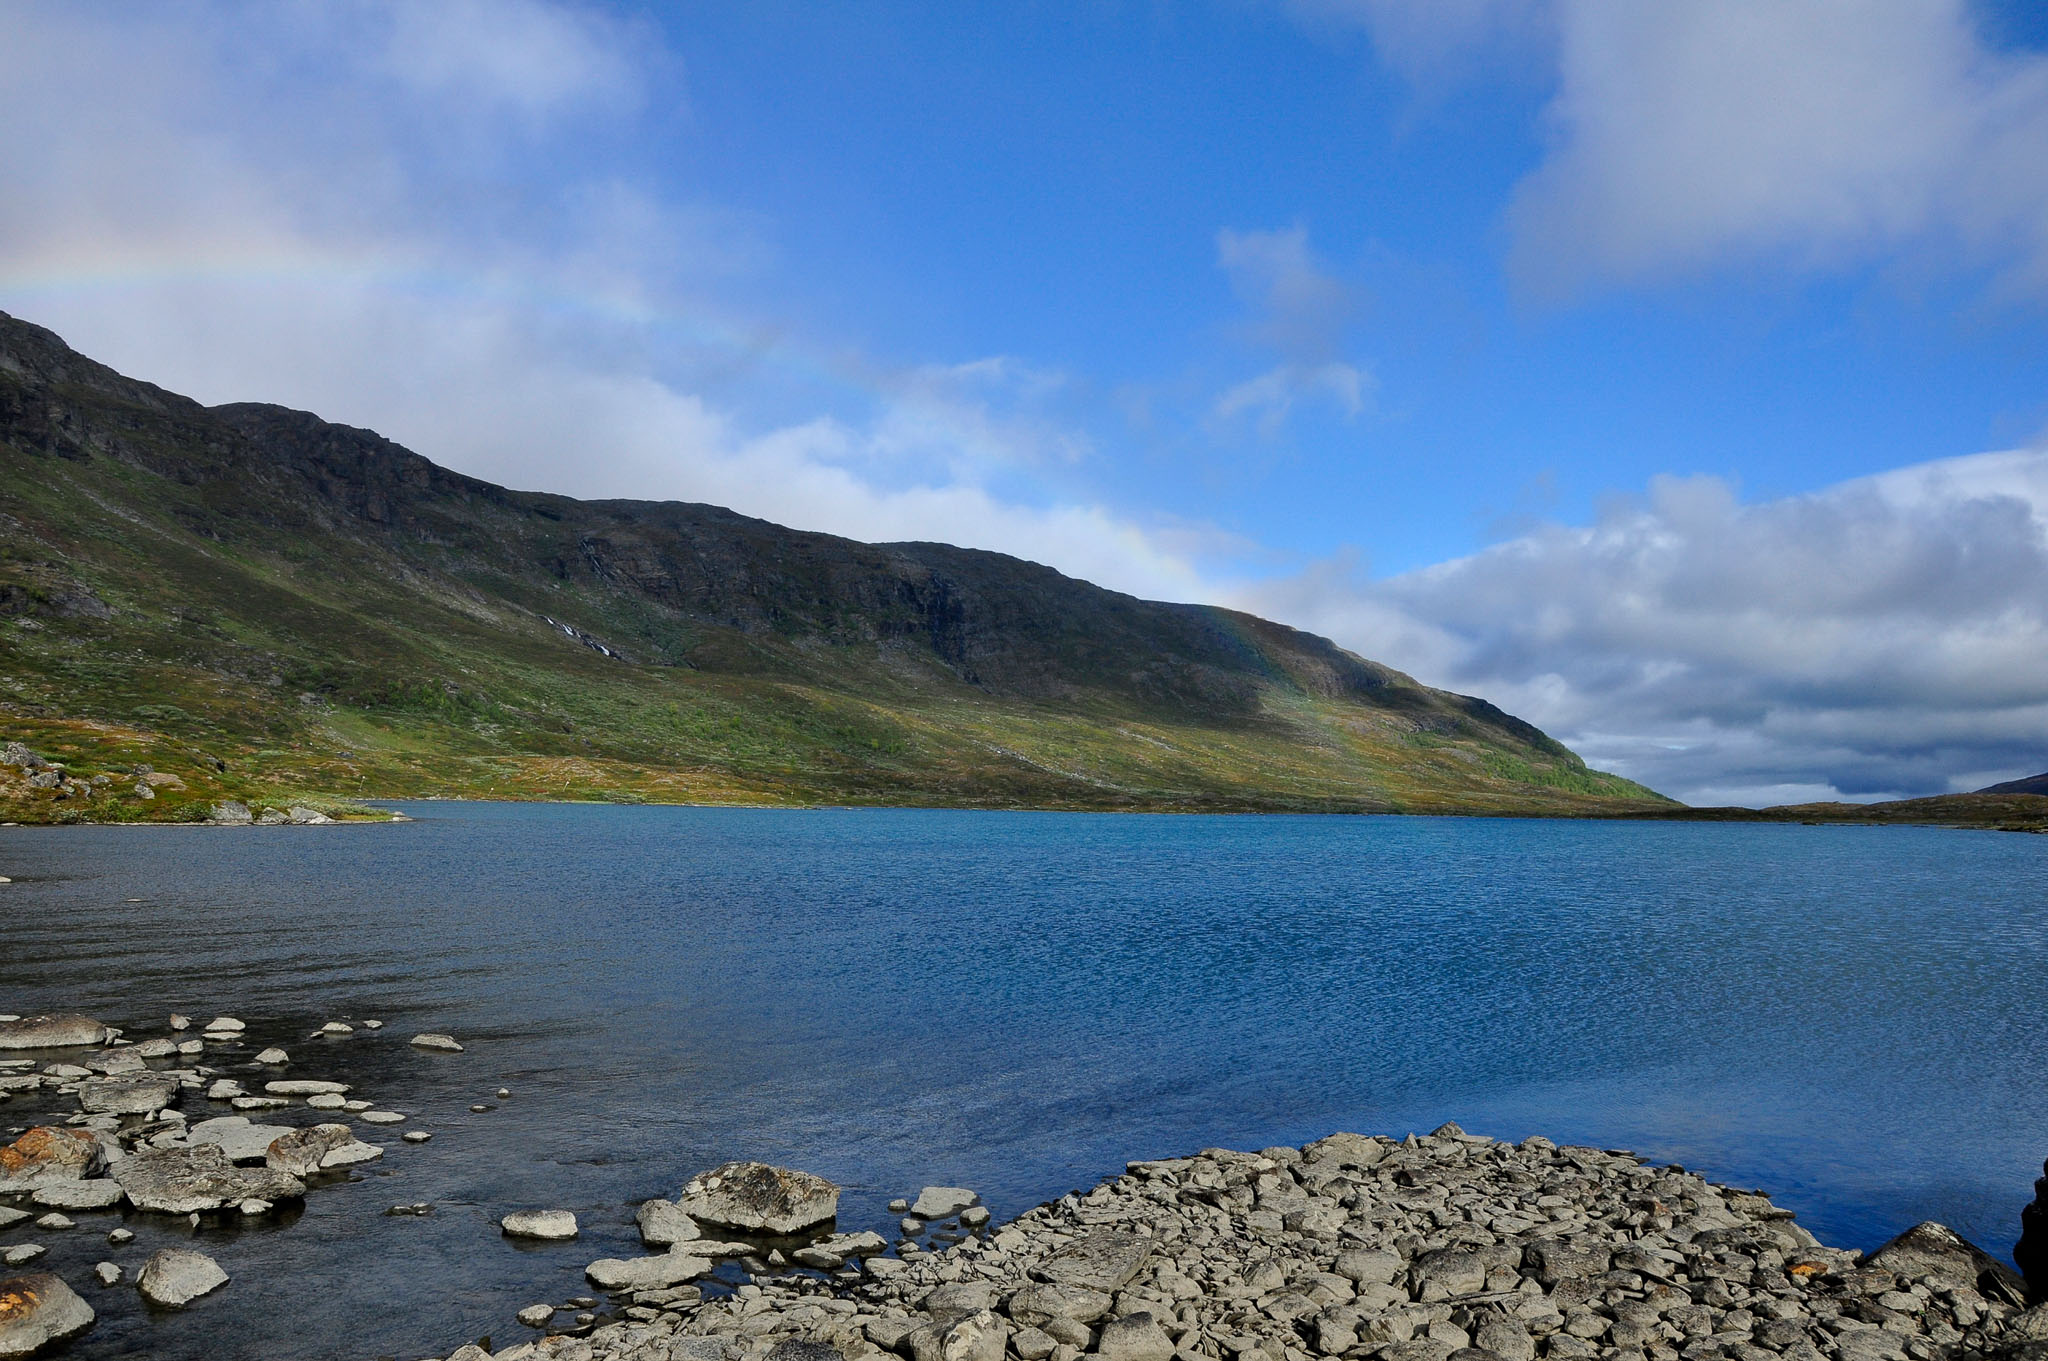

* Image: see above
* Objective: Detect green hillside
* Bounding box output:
[0,310,1671,823]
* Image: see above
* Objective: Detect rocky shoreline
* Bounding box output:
[454,1137,2043,1361]
[3,1010,2044,1361]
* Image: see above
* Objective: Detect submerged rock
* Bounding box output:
[136,1249,228,1308]
[113,1144,304,1214]
[0,1272,95,1357]
[0,1015,112,1051]
[676,1161,840,1235]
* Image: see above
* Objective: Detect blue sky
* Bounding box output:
[4,1,2048,805]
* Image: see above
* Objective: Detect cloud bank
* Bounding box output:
[1248,450,2048,806]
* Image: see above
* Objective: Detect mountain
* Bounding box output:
[0,310,1669,822]
[1979,772,2048,796]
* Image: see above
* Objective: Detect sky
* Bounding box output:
[3,0,2048,806]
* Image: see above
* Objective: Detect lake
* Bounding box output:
[0,805,2042,1359]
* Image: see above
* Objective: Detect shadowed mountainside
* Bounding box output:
[0,309,1670,821]
[1979,771,2048,797]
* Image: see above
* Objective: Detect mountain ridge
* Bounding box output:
[0,309,1668,821]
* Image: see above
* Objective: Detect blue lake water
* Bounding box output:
[0,804,2044,1359]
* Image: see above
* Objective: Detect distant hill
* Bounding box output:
[1979,771,2048,796]
[0,309,1670,822]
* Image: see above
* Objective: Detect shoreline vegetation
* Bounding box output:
[0,729,2042,832]
[2,1008,2043,1361]
[2,308,1666,831]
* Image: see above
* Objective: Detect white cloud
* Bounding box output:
[0,1,1222,608]
[1211,226,1372,432]
[1508,0,2048,297]
[1243,449,2048,804]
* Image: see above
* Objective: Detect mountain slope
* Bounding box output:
[1979,772,2048,796]
[0,310,1669,821]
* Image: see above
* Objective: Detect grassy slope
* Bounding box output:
[0,313,1671,824]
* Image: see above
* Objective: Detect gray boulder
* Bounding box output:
[1028,1229,1153,1293]
[113,1143,304,1214]
[136,1249,227,1308]
[1095,1313,1174,1361]
[501,1210,578,1240]
[210,802,253,825]
[910,1310,1009,1361]
[78,1073,180,1116]
[637,1199,702,1248]
[1866,1221,2026,1305]
[676,1161,839,1235]
[0,1015,112,1051]
[264,1123,379,1176]
[409,1033,464,1052]
[0,1272,95,1356]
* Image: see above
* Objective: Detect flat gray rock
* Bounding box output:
[113,1144,304,1214]
[583,1251,712,1291]
[78,1074,180,1117]
[262,1080,347,1096]
[0,1015,112,1051]
[676,1161,839,1235]
[909,1186,979,1219]
[0,1271,95,1356]
[501,1210,578,1240]
[1028,1229,1153,1294]
[185,1117,295,1164]
[136,1248,228,1308]
[29,1181,123,1211]
[408,1033,463,1052]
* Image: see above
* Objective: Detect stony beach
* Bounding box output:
[2,1009,2045,1361]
